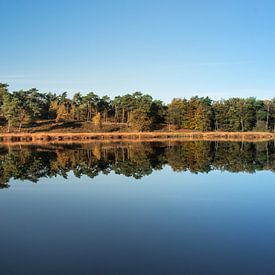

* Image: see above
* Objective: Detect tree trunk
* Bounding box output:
[122,108,125,123]
[240,118,244,132]
[105,110,108,123]
[266,105,270,131]
[114,106,118,122]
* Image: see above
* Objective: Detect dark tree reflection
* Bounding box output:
[0,140,274,187]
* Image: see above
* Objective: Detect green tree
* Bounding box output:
[2,89,44,131]
[83,92,100,121]
[166,98,187,129]
[98,95,111,123]
[2,93,20,132]
[130,108,153,131]
[0,83,9,118]
[72,92,83,121]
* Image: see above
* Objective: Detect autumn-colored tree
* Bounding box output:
[92,112,102,128]
[56,101,74,122]
[1,81,275,133]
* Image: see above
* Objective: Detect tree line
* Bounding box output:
[0,141,274,187]
[1,82,275,132]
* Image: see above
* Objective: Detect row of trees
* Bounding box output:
[166,97,275,131]
[0,83,166,131]
[1,82,275,132]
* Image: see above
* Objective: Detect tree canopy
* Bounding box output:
[1,82,275,132]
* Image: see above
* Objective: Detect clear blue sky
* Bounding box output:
[1,0,275,102]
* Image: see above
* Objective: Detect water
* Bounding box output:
[0,141,275,274]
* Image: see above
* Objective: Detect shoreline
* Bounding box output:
[0,131,274,145]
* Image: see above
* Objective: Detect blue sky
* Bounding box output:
[0,0,275,102]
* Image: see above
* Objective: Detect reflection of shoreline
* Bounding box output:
[0,138,274,148]
[0,131,275,145]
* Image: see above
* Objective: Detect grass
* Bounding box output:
[0,130,274,145]
[0,120,126,133]
[0,120,274,144]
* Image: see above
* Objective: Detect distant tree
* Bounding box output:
[264,100,273,131]
[98,96,111,123]
[166,97,213,131]
[212,100,228,130]
[150,100,167,125]
[130,108,153,131]
[0,83,9,118]
[92,112,102,128]
[254,100,266,131]
[1,82,275,134]
[2,89,45,131]
[72,92,83,121]
[190,97,213,131]
[166,98,186,129]
[2,93,20,132]
[83,92,100,121]
[271,99,275,132]
[56,101,74,122]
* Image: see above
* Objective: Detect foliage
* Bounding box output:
[0,82,275,132]
[0,83,9,118]
[130,108,153,131]
[92,112,102,128]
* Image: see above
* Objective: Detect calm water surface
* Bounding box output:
[0,141,275,274]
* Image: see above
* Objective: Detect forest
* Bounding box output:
[0,141,274,188]
[0,82,275,133]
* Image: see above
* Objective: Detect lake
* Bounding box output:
[0,140,275,274]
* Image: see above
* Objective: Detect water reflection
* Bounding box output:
[0,140,275,188]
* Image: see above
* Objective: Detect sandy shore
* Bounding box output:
[0,131,274,145]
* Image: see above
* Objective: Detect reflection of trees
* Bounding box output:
[213,142,257,173]
[111,144,162,179]
[0,147,56,187]
[0,140,274,186]
[165,141,214,173]
[212,141,275,173]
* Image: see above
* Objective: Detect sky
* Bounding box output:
[0,0,275,102]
